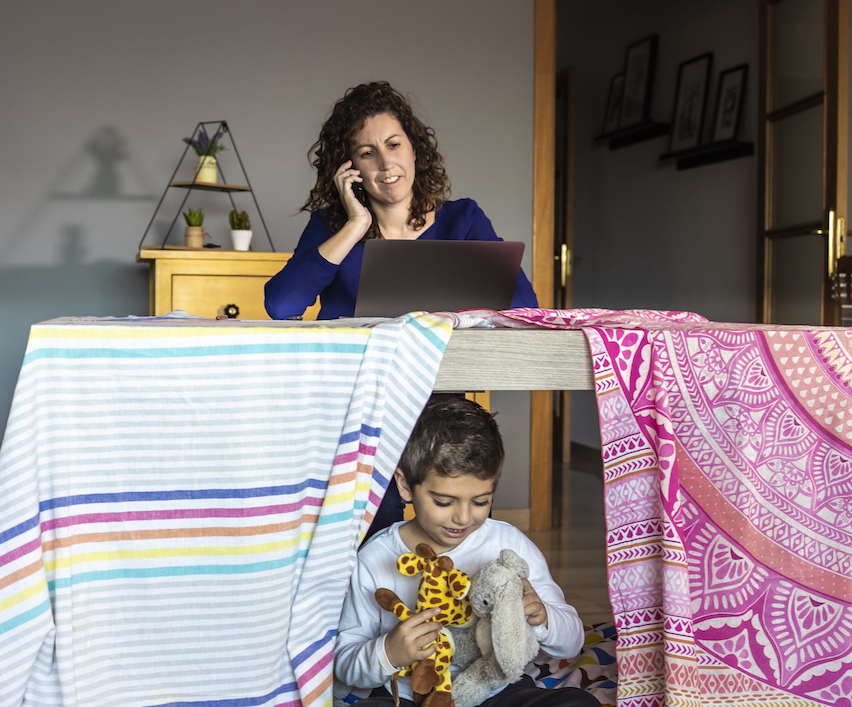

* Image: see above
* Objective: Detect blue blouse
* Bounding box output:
[264,198,538,320]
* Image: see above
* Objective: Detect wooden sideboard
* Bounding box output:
[137,248,320,320]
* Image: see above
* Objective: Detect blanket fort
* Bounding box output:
[0,313,452,707]
[474,308,852,707]
[583,315,852,707]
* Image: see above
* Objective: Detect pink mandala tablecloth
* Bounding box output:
[477,309,852,707]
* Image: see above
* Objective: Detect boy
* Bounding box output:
[334,398,600,707]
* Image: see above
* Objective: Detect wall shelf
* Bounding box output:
[659,141,754,170]
[170,181,251,192]
[594,121,671,150]
[139,121,273,251]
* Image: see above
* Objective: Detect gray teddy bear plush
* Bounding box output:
[449,549,547,707]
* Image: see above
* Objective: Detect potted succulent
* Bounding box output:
[229,209,252,251]
[182,207,207,248]
[183,129,227,184]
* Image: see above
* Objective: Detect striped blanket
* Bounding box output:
[0,313,452,707]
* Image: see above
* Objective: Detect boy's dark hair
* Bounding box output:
[398,397,504,488]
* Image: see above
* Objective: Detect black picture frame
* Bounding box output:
[668,52,713,153]
[602,74,625,135]
[620,35,658,129]
[712,64,749,143]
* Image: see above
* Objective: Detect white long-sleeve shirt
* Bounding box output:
[333,519,585,703]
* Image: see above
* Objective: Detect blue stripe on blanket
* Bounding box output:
[23,341,368,364]
[39,478,331,512]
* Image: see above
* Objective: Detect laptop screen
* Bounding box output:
[354,240,524,318]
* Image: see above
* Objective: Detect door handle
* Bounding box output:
[826,211,847,277]
[560,245,571,287]
[553,247,574,287]
[828,211,836,277]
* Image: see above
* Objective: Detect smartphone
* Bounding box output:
[352,181,369,206]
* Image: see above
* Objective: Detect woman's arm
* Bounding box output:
[264,214,339,319]
[265,163,372,320]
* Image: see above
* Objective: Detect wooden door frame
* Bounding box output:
[530,0,556,531]
[758,0,849,325]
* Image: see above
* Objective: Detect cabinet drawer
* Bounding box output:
[171,274,320,320]
[172,274,271,319]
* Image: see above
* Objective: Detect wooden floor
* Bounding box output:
[525,459,613,626]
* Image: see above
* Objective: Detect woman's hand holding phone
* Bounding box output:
[335,160,371,224]
[318,161,372,265]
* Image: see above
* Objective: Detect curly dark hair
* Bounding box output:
[301,82,451,240]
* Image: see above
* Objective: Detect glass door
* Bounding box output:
[759,0,848,325]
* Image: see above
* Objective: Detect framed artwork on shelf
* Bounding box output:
[712,64,749,142]
[602,74,625,135]
[620,35,658,129]
[668,52,713,153]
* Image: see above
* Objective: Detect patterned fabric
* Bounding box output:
[0,313,452,707]
[527,622,617,707]
[480,308,852,707]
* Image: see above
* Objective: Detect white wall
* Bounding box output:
[0,0,535,509]
[557,0,761,447]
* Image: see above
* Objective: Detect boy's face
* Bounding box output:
[395,468,495,554]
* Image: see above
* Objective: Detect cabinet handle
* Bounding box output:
[224,304,239,319]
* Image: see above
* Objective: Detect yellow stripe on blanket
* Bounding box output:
[0,577,48,613]
[44,532,315,571]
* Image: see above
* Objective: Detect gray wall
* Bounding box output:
[0,0,535,509]
[558,0,761,447]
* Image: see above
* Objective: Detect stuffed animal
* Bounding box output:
[375,543,475,707]
[449,549,546,707]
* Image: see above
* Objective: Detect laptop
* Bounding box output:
[354,240,524,318]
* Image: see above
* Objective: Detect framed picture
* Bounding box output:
[668,52,713,153]
[620,35,658,129]
[602,74,625,134]
[712,64,748,142]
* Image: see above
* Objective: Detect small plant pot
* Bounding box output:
[195,156,218,184]
[185,226,205,249]
[231,229,253,251]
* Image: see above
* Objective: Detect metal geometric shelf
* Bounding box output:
[138,120,274,251]
[169,181,251,192]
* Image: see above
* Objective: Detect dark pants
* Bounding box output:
[356,676,602,707]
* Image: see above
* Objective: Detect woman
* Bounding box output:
[265,82,537,539]
[264,81,537,320]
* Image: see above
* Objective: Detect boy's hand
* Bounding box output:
[384,608,443,669]
[521,579,548,628]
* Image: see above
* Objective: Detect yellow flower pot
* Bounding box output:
[195,156,218,184]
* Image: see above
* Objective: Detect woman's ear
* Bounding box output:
[394,468,414,503]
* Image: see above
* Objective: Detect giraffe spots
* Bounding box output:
[383,545,474,695]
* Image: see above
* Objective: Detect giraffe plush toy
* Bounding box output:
[375,543,475,707]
